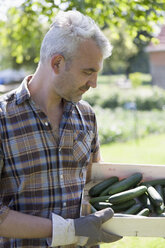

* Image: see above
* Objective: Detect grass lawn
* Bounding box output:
[100,134,165,248]
[101,237,165,248]
[100,133,165,165]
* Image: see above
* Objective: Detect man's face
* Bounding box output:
[54,39,103,103]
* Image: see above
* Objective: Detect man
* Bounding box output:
[0,10,122,247]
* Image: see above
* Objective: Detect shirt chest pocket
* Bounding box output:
[73,130,94,164]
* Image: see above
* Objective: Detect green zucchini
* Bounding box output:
[92,199,136,212]
[147,185,163,207]
[93,202,112,211]
[137,208,150,216]
[99,178,122,196]
[156,202,165,215]
[158,212,165,217]
[88,176,119,197]
[107,173,143,195]
[109,185,147,204]
[89,195,110,205]
[111,199,136,212]
[162,187,165,202]
[142,178,165,187]
[155,185,164,201]
[123,203,142,214]
[138,192,154,212]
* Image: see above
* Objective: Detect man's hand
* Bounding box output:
[74,208,122,246]
[49,208,122,247]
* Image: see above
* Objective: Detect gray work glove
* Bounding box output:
[74,208,122,246]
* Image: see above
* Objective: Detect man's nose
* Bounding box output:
[87,74,97,88]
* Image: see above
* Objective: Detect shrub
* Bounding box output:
[135,86,165,110]
[83,84,165,111]
[93,106,165,144]
[129,72,152,87]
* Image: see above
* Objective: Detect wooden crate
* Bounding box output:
[84,162,165,237]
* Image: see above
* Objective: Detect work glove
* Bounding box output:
[74,208,122,246]
[47,208,122,247]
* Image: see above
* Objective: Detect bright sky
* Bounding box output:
[0,0,68,20]
[0,0,25,20]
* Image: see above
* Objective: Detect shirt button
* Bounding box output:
[60,174,63,180]
[45,121,49,126]
[63,202,67,207]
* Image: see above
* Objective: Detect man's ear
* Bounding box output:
[51,54,65,74]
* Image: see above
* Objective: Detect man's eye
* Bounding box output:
[84,71,92,75]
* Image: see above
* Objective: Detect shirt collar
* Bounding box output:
[15,76,32,105]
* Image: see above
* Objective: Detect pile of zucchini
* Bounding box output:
[88,173,165,216]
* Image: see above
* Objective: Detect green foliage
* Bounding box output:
[135,86,165,110]
[83,75,165,111]
[94,106,165,145]
[0,0,165,69]
[83,75,165,145]
[0,5,46,70]
[129,72,152,87]
[102,27,138,74]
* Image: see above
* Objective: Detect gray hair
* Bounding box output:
[40,10,112,63]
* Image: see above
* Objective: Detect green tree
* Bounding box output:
[0,0,164,70]
[102,27,138,74]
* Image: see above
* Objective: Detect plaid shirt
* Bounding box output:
[0,77,100,248]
